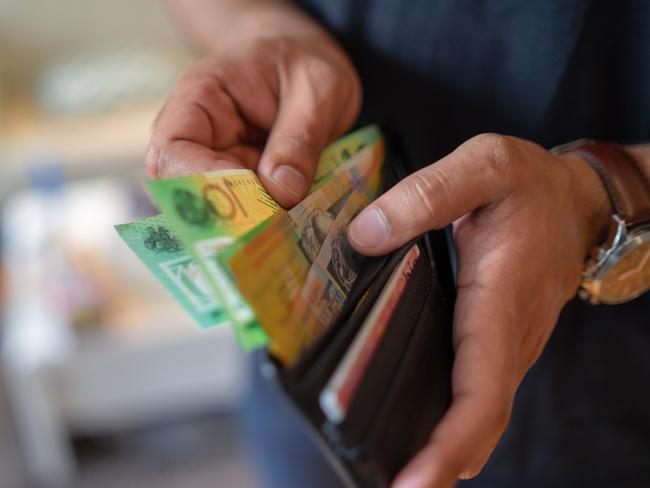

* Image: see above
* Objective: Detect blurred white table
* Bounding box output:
[1,178,249,487]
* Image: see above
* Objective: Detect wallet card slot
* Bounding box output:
[341,264,453,486]
[366,282,452,482]
[331,251,434,446]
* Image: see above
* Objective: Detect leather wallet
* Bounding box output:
[262,132,456,487]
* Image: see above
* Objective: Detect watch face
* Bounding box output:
[599,238,650,304]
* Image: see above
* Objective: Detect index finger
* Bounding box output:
[145,64,270,178]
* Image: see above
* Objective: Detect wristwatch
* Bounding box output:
[551,139,650,304]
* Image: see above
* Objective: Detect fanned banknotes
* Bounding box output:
[116,125,382,353]
[222,141,384,364]
[285,186,373,358]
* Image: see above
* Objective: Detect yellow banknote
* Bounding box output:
[226,140,384,364]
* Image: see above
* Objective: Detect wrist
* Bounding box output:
[557,141,650,259]
[559,152,612,257]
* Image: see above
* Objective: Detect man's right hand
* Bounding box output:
[146,33,361,208]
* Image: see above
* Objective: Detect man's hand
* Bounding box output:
[347,134,612,487]
[146,6,360,208]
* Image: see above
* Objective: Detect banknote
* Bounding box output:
[223,140,385,364]
[285,187,372,357]
[114,214,228,328]
[146,168,278,348]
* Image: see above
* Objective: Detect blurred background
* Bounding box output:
[0,1,261,486]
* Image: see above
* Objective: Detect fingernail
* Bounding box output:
[459,466,482,480]
[271,165,308,199]
[459,470,476,480]
[349,206,390,248]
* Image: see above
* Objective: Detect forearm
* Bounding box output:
[169,0,330,52]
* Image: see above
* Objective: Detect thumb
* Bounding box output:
[348,134,514,255]
[257,68,352,208]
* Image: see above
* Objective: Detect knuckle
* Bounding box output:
[183,77,220,104]
[305,56,338,80]
[471,132,521,181]
[271,38,353,86]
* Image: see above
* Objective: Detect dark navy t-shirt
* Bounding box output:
[291,0,650,485]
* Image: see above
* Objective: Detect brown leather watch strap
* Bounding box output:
[570,141,650,225]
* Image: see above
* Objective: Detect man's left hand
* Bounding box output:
[347,134,611,488]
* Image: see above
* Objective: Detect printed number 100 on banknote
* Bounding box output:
[145,169,280,344]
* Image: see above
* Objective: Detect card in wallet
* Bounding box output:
[262,132,456,488]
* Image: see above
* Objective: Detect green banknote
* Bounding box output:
[146,168,277,349]
[115,214,227,327]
